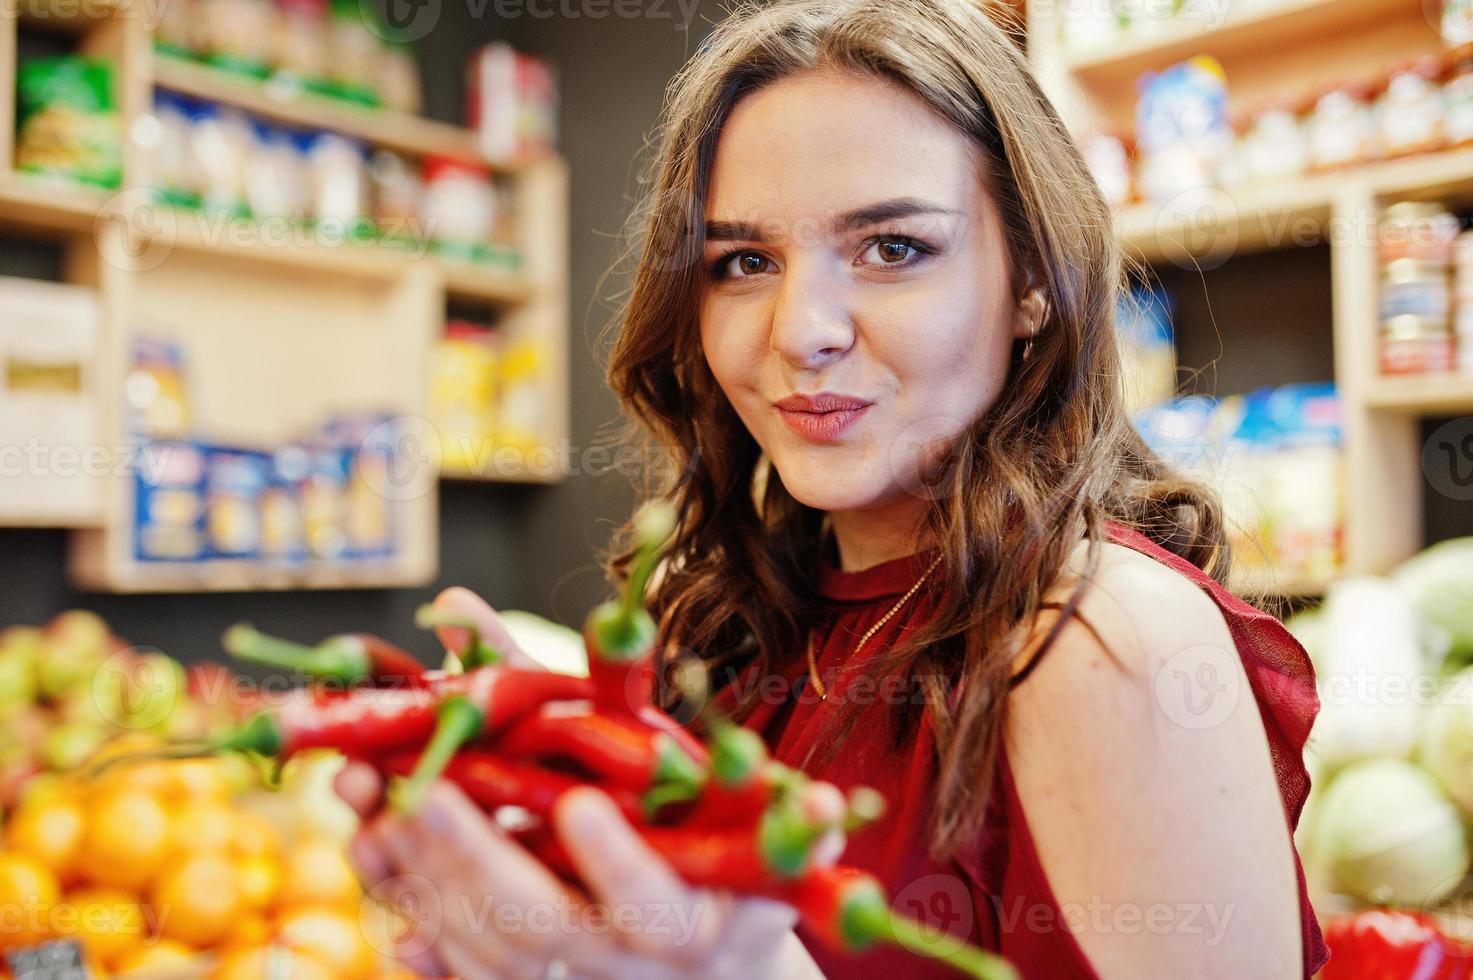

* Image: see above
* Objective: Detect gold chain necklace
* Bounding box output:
[806,553,943,701]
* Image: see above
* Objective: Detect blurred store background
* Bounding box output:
[2,0,1473,974]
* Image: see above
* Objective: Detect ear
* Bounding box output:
[1011,287,1049,341]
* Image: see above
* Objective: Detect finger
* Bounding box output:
[335,760,384,817]
[434,929,518,980]
[554,787,723,960]
[431,587,541,671]
[348,831,392,889]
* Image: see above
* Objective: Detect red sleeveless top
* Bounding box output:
[730,523,1328,979]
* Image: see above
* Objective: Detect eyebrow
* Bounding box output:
[703,197,957,243]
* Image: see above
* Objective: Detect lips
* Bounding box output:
[772,392,873,443]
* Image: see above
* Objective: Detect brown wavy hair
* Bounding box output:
[602,0,1229,860]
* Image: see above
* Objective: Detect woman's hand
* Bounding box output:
[426,586,544,672]
[337,767,828,979]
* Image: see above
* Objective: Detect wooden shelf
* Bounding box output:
[440,460,564,485]
[69,558,435,593]
[0,174,110,235]
[1062,0,1412,84]
[1365,375,1473,415]
[1117,145,1473,262]
[153,57,506,167]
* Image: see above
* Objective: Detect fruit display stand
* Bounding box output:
[0,0,570,591]
[1027,0,1473,596]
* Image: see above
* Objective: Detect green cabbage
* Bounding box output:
[1313,758,1469,907]
[1420,666,1473,818]
[1396,538,1473,671]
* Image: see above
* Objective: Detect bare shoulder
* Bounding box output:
[1003,539,1302,979]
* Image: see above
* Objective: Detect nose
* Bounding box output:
[769,258,854,371]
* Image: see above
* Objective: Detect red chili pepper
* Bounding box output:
[223,623,427,686]
[495,704,705,814]
[582,502,675,715]
[1322,910,1473,980]
[684,724,785,829]
[382,751,644,823]
[169,665,591,764]
[784,866,1016,980]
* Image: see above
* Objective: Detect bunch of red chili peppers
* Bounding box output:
[153,504,1016,979]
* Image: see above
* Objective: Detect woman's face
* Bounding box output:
[698,68,1032,517]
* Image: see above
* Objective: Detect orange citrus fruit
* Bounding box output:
[234,854,280,912]
[230,812,281,859]
[0,852,60,949]
[162,758,234,802]
[5,795,85,882]
[222,912,272,951]
[111,937,197,975]
[76,789,170,891]
[149,852,239,948]
[211,944,335,980]
[61,887,146,969]
[277,906,378,979]
[166,797,238,855]
[275,838,360,911]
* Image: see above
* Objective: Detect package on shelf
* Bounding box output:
[204,446,271,560]
[1376,202,1467,376]
[0,279,100,522]
[431,322,500,473]
[318,413,399,561]
[468,43,558,163]
[132,439,209,562]
[369,149,422,243]
[497,336,550,453]
[272,0,331,83]
[125,335,190,440]
[1116,285,1176,414]
[14,57,123,190]
[1134,57,1232,205]
[261,444,310,563]
[1134,385,1344,587]
[327,0,384,105]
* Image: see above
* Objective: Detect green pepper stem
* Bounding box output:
[389,696,485,814]
[413,606,503,667]
[85,712,284,779]
[223,624,368,684]
[877,912,1019,980]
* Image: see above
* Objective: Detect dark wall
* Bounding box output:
[0,3,713,658]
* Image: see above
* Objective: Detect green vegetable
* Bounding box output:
[1396,538,1473,672]
[1312,758,1469,907]
[1419,666,1473,819]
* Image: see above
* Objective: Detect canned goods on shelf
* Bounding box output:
[1379,257,1452,321]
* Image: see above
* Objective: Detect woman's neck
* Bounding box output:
[827,500,933,572]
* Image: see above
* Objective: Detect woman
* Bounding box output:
[341,1,1326,976]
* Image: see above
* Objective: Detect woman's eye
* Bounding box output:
[861,236,929,266]
[711,251,772,279]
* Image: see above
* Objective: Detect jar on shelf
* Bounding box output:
[379,43,422,115]
[1240,95,1310,185]
[420,155,497,262]
[328,0,382,105]
[1378,201,1460,266]
[1379,257,1452,322]
[271,0,329,82]
[1079,130,1133,209]
[1381,314,1456,375]
[198,0,273,78]
[1445,46,1473,146]
[1308,79,1380,171]
[1379,56,1447,157]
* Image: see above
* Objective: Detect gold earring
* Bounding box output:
[1022,328,1035,362]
